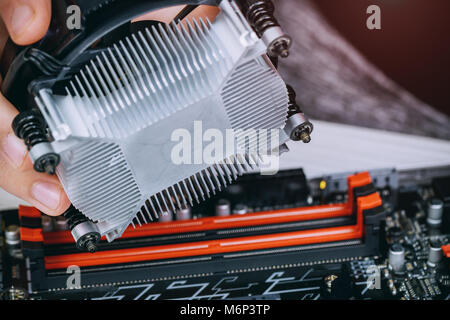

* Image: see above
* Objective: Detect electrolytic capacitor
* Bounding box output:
[216,199,231,217]
[388,243,405,274]
[159,210,173,222]
[427,241,443,267]
[176,207,192,221]
[233,204,248,215]
[5,225,20,246]
[427,198,443,226]
[388,227,403,242]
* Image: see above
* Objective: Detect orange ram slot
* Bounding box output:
[42,171,373,244]
[43,203,348,245]
[44,192,382,270]
[37,171,374,245]
[45,225,362,269]
[20,227,44,242]
[443,245,450,258]
[18,206,41,218]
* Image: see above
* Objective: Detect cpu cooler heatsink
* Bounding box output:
[29,1,299,242]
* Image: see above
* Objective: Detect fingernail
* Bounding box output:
[31,182,62,210]
[1,134,27,168]
[10,4,35,37]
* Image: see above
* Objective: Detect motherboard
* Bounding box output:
[1,167,449,300]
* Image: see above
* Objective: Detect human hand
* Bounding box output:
[0,1,218,216]
[0,0,70,216]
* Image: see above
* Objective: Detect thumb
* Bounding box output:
[0,0,51,45]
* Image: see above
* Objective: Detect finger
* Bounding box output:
[0,159,71,216]
[133,5,220,23]
[0,93,70,215]
[0,0,51,45]
[0,92,34,169]
[0,19,7,55]
[183,5,220,21]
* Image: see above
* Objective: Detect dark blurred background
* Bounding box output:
[276,0,450,139]
[315,0,450,116]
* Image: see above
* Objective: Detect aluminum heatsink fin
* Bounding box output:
[135,57,288,225]
[135,154,265,224]
[35,1,290,241]
[52,21,231,141]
